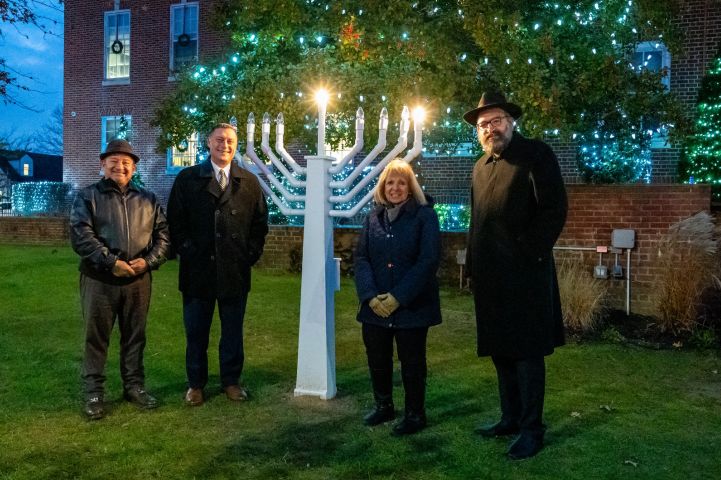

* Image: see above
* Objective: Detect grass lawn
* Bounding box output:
[0,244,719,480]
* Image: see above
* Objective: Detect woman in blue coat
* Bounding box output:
[354,159,442,435]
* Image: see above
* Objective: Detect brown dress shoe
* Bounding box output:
[224,385,249,401]
[184,388,204,406]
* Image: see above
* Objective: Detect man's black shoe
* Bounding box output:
[391,411,426,436]
[363,402,395,426]
[123,387,159,409]
[474,420,520,438]
[507,433,544,460]
[84,397,105,420]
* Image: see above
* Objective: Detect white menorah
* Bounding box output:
[236,91,425,399]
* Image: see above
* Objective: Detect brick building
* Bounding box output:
[63,0,227,203]
[63,1,721,206]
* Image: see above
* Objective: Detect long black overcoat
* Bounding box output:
[354,197,442,329]
[167,160,268,300]
[466,132,568,358]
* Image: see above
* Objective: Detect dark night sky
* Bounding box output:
[0,2,64,142]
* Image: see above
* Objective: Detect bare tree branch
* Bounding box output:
[0,0,63,106]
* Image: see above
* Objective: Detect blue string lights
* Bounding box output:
[157,0,679,192]
[11,182,70,216]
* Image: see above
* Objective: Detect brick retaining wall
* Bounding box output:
[1,185,712,315]
[0,216,69,245]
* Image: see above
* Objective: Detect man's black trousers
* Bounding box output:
[80,273,151,399]
[491,355,546,437]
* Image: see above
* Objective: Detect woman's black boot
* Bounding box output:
[363,398,395,426]
[392,410,427,435]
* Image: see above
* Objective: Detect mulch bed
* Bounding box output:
[570,303,721,350]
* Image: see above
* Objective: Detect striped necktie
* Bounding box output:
[218,169,227,191]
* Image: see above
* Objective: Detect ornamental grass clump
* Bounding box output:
[653,212,721,333]
[558,259,607,333]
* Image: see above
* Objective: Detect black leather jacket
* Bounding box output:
[70,178,170,284]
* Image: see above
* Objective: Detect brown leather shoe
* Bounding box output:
[224,384,249,401]
[184,388,204,406]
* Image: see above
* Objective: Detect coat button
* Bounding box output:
[231,233,238,239]
[231,209,237,215]
[386,234,391,238]
[215,210,220,215]
[210,255,215,261]
[387,263,393,268]
[216,233,222,238]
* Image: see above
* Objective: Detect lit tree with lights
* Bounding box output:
[153,1,481,156]
[463,0,686,182]
[114,114,144,188]
[680,43,721,200]
[153,0,686,184]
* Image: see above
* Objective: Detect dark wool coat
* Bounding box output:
[466,132,568,358]
[167,160,269,300]
[354,197,442,329]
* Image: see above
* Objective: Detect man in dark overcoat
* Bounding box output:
[167,123,268,406]
[463,92,568,459]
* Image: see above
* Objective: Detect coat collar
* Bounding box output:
[372,196,422,220]
[199,159,244,178]
[202,160,243,202]
[97,177,138,193]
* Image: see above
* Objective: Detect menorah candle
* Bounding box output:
[315,89,329,156]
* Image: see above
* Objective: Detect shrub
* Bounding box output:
[11,181,71,216]
[557,259,608,333]
[653,212,721,333]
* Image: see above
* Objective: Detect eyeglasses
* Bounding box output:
[476,115,511,131]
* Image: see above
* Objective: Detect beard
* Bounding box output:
[480,130,512,155]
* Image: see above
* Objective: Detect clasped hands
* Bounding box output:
[368,293,400,318]
[112,258,148,277]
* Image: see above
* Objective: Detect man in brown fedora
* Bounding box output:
[463,92,568,459]
[70,138,170,420]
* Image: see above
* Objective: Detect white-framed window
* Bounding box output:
[169,2,199,74]
[634,41,671,148]
[104,10,131,82]
[633,41,671,89]
[326,142,354,165]
[101,115,132,153]
[167,132,200,173]
[22,163,30,176]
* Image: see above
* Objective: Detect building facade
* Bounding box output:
[63,0,227,204]
[64,0,721,206]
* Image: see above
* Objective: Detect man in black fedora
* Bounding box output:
[463,92,568,459]
[70,138,170,420]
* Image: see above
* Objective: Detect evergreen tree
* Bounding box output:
[680,44,721,201]
[113,114,144,188]
[153,0,686,184]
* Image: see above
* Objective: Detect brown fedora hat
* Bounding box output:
[100,138,139,163]
[462,91,523,126]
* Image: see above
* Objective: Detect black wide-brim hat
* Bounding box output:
[462,91,523,126]
[100,138,139,163]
